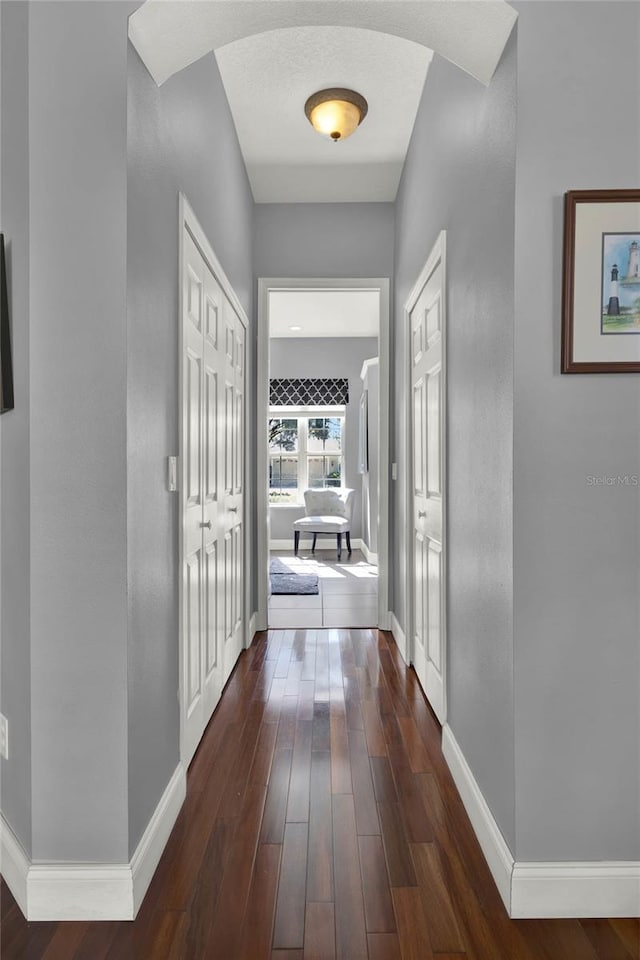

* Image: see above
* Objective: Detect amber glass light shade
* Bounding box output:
[304,88,368,142]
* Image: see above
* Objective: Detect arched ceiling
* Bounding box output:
[216,27,432,202]
[128,0,517,202]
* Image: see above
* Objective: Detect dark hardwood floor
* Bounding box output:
[1,629,638,959]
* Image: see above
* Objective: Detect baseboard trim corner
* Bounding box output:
[248,612,258,644]
[441,724,514,913]
[131,763,186,915]
[1,764,186,921]
[441,725,640,919]
[389,611,408,663]
[0,814,30,917]
[360,541,378,565]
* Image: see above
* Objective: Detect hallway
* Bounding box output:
[1,629,637,959]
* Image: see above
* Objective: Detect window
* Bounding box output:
[269,407,345,504]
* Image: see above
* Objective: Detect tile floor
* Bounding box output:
[268,548,378,628]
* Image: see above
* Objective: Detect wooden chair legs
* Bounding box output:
[293,530,352,559]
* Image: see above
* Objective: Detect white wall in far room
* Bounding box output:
[269,337,377,544]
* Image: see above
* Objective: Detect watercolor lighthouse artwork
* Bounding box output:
[602,233,640,334]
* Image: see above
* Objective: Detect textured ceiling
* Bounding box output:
[269,290,380,338]
[215,27,432,202]
[128,0,517,202]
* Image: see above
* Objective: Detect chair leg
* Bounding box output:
[346,532,352,555]
[337,533,342,560]
[294,530,300,555]
[312,532,317,553]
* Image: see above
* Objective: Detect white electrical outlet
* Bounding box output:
[0,713,8,760]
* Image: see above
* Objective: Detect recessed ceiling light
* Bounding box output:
[290,325,302,331]
[304,88,368,142]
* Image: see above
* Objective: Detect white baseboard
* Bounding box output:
[27,862,134,922]
[0,815,30,917]
[270,538,363,552]
[1,763,186,921]
[441,725,514,912]
[389,611,408,663]
[248,611,258,644]
[130,764,186,915]
[360,541,378,565]
[511,861,640,919]
[442,725,640,919]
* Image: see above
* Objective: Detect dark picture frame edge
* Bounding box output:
[561,189,640,374]
[0,233,15,412]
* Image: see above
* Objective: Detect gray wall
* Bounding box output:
[269,337,377,542]
[127,46,254,853]
[0,1,32,855]
[393,38,517,848]
[0,2,254,864]
[513,1,640,861]
[2,0,637,882]
[254,203,395,282]
[28,1,133,861]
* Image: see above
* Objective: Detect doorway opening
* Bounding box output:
[257,278,390,632]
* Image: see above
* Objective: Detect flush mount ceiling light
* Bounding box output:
[304,88,368,142]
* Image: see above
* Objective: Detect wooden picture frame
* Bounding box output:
[562,189,640,373]
[0,234,15,412]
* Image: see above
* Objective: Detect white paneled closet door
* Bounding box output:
[221,299,245,682]
[409,234,447,725]
[181,210,246,767]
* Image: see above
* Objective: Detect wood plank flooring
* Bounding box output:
[1,629,638,960]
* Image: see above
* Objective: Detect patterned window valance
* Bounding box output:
[270,378,349,406]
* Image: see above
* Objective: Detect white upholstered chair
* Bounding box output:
[293,488,355,560]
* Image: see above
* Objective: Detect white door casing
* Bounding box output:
[407,232,447,724]
[179,196,247,767]
[256,278,391,632]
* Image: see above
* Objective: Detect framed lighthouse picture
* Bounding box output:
[562,189,640,373]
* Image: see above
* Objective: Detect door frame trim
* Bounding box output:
[404,230,448,721]
[256,276,391,632]
[178,193,250,767]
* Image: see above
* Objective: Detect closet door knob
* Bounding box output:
[200,520,212,529]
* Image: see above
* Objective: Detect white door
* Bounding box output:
[221,298,245,679]
[181,211,246,766]
[409,233,446,723]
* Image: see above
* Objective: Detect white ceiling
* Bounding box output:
[128,0,517,203]
[215,27,432,203]
[269,290,380,338]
